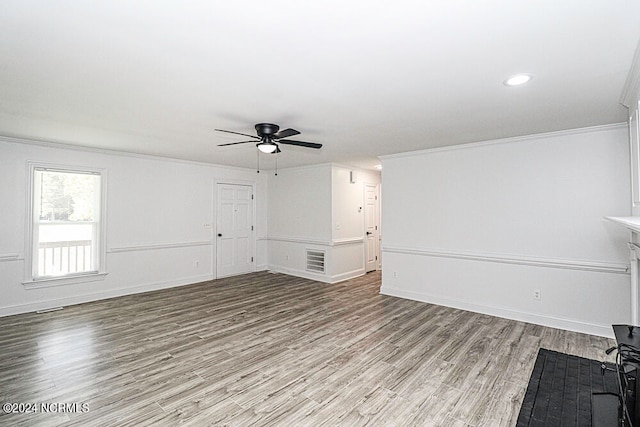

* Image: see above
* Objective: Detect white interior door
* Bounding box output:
[364,183,379,272]
[216,183,254,278]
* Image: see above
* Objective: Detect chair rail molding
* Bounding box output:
[382,246,629,274]
[108,240,213,253]
[0,252,23,262]
[266,235,364,247]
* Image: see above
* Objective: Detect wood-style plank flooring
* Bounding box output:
[0,271,615,426]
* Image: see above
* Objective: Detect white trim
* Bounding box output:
[268,265,332,283]
[0,253,23,262]
[331,268,366,283]
[332,237,364,246]
[268,235,332,246]
[268,162,332,174]
[0,134,255,172]
[267,265,365,284]
[330,162,381,173]
[266,161,383,175]
[215,271,254,279]
[266,235,363,247]
[24,161,108,284]
[621,40,640,108]
[23,272,108,289]
[3,274,212,318]
[382,246,629,274]
[109,240,212,253]
[379,123,628,161]
[606,216,640,234]
[379,285,614,338]
[363,181,381,273]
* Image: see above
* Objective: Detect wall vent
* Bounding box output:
[306,250,326,274]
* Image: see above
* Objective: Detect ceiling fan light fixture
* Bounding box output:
[216,123,321,153]
[257,142,278,153]
[504,73,533,86]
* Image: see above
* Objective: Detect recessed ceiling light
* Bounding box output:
[504,74,533,86]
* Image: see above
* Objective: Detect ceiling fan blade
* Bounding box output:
[214,129,260,139]
[218,140,255,146]
[278,139,322,149]
[273,128,300,139]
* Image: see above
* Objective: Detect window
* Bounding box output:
[26,163,106,286]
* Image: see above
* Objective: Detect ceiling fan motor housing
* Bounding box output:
[255,123,280,136]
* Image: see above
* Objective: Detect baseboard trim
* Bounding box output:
[0,273,214,318]
[380,285,614,338]
[331,268,366,283]
[266,264,365,284]
[267,265,332,283]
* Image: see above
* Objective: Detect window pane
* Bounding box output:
[33,169,101,278]
[37,170,98,222]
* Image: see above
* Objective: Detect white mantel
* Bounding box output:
[605,216,640,325]
[605,216,640,234]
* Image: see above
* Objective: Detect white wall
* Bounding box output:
[380,124,632,337]
[267,163,380,282]
[266,164,332,281]
[267,164,332,241]
[0,137,266,316]
[332,167,364,241]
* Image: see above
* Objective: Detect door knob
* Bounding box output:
[366,231,373,235]
[217,233,222,237]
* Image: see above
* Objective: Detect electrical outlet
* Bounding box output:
[393,271,397,278]
[195,260,200,268]
[533,290,541,300]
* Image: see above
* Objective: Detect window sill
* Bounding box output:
[22,272,108,289]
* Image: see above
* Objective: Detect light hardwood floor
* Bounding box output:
[0,271,616,426]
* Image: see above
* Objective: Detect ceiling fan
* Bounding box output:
[215,123,322,154]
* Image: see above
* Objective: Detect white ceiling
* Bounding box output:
[1,1,639,170]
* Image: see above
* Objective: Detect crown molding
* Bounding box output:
[0,134,257,173]
[379,123,628,161]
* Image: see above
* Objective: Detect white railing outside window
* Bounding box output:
[36,222,96,277]
[38,239,92,276]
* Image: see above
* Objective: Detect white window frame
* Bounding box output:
[24,161,108,289]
